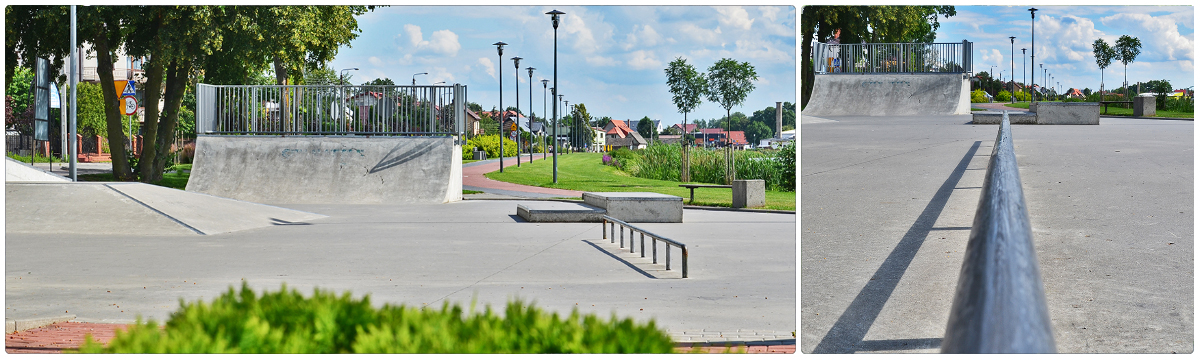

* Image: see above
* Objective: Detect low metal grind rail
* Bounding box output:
[941,111,1056,353]
[601,215,688,279]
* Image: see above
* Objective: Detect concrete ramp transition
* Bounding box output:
[802,73,970,116]
[186,136,462,204]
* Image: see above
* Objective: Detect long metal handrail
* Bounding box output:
[942,112,1055,353]
[601,215,688,278]
[813,40,972,75]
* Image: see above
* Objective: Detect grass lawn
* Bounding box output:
[1004,101,1193,118]
[485,152,796,211]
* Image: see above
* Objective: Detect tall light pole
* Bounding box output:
[558,94,564,153]
[527,66,535,163]
[990,65,995,101]
[1021,48,1027,101]
[69,5,77,181]
[564,100,571,153]
[547,9,564,183]
[542,80,549,160]
[412,72,427,86]
[1029,8,1037,102]
[1040,63,1044,99]
[1009,36,1016,104]
[493,42,506,173]
[512,56,522,167]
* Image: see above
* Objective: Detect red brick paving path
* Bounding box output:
[6,322,793,354]
[463,154,583,198]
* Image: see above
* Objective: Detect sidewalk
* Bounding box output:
[463,152,583,198]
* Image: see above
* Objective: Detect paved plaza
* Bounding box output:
[6,192,796,346]
[801,114,1193,353]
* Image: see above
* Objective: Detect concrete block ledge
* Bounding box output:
[517,202,606,222]
[6,315,76,334]
[583,192,683,223]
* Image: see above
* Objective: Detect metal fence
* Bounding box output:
[196,84,467,137]
[814,41,972,75]
[942,112,1055,353]
[601,215,688,279]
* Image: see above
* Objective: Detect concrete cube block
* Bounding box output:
[583,192,682,223]
[1035,102,1099,125]
[732,180,766,208]
[1134,95,1156,117]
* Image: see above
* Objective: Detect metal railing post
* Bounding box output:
[653,238,657,264]
[640,234,645,257]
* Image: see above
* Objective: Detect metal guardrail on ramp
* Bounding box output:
[941,111,1056,353]
[602,215,688,278]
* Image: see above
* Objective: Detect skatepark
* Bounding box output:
[5,83,797,352]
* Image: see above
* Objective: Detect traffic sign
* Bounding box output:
[509,122,517,131]
[123,95,138,116]
[122,81,136,96]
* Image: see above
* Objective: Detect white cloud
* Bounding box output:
[759,6,779,22]
[565,13,604,54]
[587,56,619,67]
[399,24,461,57]
[735,38,792,64]
[979,48,1004,68]
[623,24,664,51]
[714,6,754,31]
[1101,13,1194,62]
[368,56,384,67]
[478,58,495,79]
[628,50,661,70]
[678,23,723,47]
[428,67,455,84]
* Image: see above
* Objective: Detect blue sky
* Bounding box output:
[327,5,797,127]
[933,5,1194,93]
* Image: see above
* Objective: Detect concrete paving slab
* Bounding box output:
[106,183,326,235]
[5,200,796,341]
[801,114,1192,353]
[5,157,70,182]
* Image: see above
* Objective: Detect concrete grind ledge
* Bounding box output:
[6,315,75,334]
[583,192,683,223]
[516,203,606,222]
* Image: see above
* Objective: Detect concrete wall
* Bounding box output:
[1036,103,1100,125]
[1134,95,1156,117]
[187,136,462,204]
[802,73,971,116]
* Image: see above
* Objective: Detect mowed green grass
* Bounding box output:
[485,152,796,210]
[1004,101,1193,118]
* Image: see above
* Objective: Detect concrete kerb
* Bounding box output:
[6,315,76,334]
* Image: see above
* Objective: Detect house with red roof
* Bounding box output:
[669,123,697,134]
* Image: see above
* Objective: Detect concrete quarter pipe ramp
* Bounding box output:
[802,73,970,116]
[186,136,462,204]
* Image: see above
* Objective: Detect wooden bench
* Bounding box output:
[678,184,732,203]
[1099,101,1133,114]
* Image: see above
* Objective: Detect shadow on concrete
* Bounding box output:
[368,140,439,174]
[581,240,658,279]
[811,140,982,354]
[857,337,942,351]
[270,218,312,226]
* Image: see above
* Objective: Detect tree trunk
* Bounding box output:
[274,56,291,127]
[92,29,133,180]
[138,59,165,182]
[149,60,189,182]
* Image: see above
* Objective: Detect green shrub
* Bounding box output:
[1163,96,1194,112]
[971,89,988,103]
[467,135,517,159]
[78,283,675,354]
[610,144,794,191]
[996,90,1011,102]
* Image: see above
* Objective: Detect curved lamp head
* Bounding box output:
[527,67,535,77]
[493,41,507,56]
[512,56,522,68]
[542,79,549,88]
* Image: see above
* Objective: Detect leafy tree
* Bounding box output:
[745,121,772,145]
[362,78,395,86]
[706,58,757,142]
[594,115,611,129]
[1082,88,1092,97]
[801,6,956,108]
[304,66,340,85]
[1144,79,1172,107]
[1092,38,1117,100]
[4,66,34,126]
[664,56,706,143]
[636,116,656,140]
[5,6,71,87]
[1114,35,1141,99]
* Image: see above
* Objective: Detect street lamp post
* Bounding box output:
[990,65,995,101]
[542,80,549,160]
[412,72,427,86]
[527,67,535,163]
[564,100,570,153]
[1040,63,1044,99]
[1021,48,1027,101]
[1029,8,1037,102]
[546,9,564,183]
[512,56,522,167]
[1009,36,1016,104]
[493,42,506,173]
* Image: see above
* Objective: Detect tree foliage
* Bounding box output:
[664,56,706,137]
[801,6,956,108]
[636,116,655,140]
[1092,38,1117,95]
[1114,34,1141,96]
[706,58,757,138]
